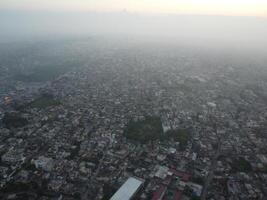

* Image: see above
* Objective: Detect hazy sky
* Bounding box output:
[1,0,267,53]
[1,0,267,17]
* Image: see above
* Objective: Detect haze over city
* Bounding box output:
[1,0,267,51]
[1,0,267,16]
[0,1,267,200]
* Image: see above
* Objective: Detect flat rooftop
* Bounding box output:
[110,177,143,200]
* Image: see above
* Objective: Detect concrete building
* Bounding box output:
[110,177,144,200]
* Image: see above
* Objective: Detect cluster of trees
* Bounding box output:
[2,94,61,129]
[124,116,164,143]
[16,94,60,110]
[231,157,252,172]
[2,112,28,128]
[124,116,191,148]
[28,94,60,109]
[165,129,191,149]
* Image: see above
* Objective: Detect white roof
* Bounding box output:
[110,177,143,200]
[155,165,169,179]
[207,102,216,108]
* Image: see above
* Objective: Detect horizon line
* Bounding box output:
[1,8,267,19]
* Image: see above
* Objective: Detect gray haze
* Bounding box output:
[1,10,267,53]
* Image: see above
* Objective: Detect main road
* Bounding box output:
[201,141,221,200]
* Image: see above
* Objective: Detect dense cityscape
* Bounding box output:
[0,38,267,200]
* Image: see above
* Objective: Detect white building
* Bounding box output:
[110,177,144,200]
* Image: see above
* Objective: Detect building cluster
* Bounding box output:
[0,40,267,200]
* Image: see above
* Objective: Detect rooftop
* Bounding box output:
[110,177,143,200]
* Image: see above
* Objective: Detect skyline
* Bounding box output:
[1,0,267,17]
